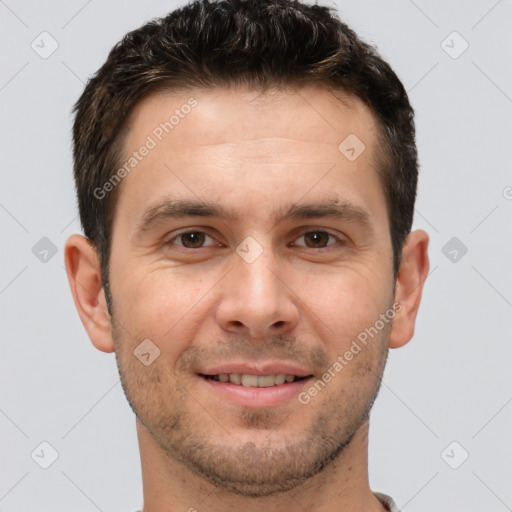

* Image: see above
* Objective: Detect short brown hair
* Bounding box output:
[72,0,418,293]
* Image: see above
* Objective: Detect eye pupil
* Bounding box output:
[173,231,334,250]
[181,232,205,248]
[304,231,329,248]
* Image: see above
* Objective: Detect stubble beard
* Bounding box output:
[109,310,390,497]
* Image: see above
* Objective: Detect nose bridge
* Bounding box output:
[215,238,299,337]
[238,248,278,303]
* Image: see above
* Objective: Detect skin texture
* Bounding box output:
[65,84,429,512]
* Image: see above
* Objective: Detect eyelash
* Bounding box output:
[165,229,344,251]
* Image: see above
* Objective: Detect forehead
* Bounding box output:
[112,85,386,234]
[124,85,380,154]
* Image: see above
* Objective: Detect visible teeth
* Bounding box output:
[258,375,275,387]
[229,373,242,385]
[274,373,286,385]
[241,374,259,387]
[208,373,303,387]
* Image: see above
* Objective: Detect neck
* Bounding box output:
[136,417,385,512]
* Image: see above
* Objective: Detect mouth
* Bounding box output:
[199,372,312,387]
[197,371,315,408]
[196,361,316,408]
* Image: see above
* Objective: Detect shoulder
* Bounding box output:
[374,491,402,512]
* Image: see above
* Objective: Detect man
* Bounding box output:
[64,0,429,510]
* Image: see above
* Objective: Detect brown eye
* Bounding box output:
[296,231,336,249]
[169,231,217,249]
[179,232,205,248]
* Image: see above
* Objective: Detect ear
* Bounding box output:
[64,234,114,353]
[388,229,430,349]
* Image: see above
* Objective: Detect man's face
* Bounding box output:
[108,85,396,496]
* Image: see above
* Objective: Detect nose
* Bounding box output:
[215,248,300,339]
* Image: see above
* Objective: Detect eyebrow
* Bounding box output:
[135,197,372,234]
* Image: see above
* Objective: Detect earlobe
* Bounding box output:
[388,229,430,349]
[64,234,115,353]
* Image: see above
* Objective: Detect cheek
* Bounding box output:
[304,267,391,340]
[116,268,210,349]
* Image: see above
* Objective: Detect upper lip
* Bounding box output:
[198,362,314,377]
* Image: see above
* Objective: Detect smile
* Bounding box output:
[198,373,314,408]
[199,373,310,387]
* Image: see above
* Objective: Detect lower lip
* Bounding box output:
[198,376,314,408]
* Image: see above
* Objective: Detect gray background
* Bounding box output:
[1,0,511,511]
